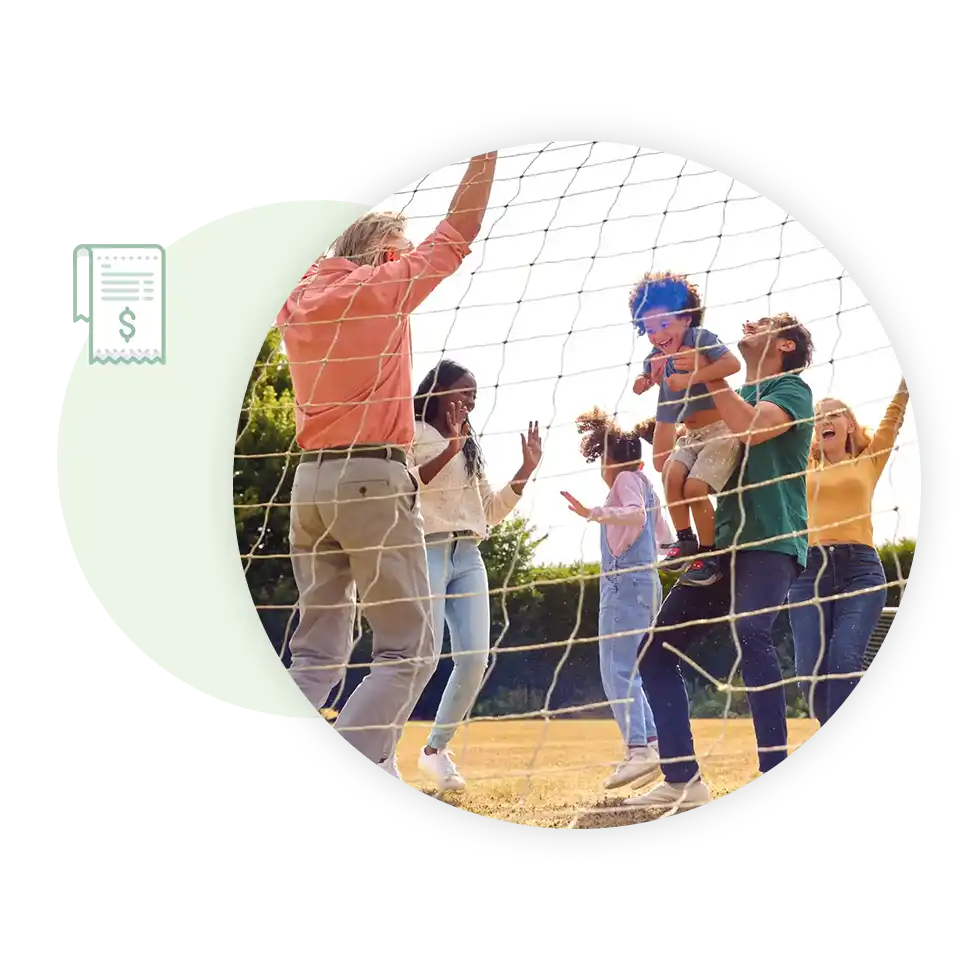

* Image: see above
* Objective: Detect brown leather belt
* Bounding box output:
[299,445,407,466]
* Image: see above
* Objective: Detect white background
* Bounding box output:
[1,2,962,967]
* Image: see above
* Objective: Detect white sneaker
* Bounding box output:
[379,755,401,779]
[604,745,662,790]
[417,748,466,792]
[624,777,712,811]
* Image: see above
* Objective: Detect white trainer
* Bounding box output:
[624,777,712,811]
[417,748,466,792]
[603,744,662,790]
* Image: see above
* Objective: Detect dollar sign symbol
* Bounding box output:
[118,307,137,344]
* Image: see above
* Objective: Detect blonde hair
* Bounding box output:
[328,211,407,267]
[810,397,872,464]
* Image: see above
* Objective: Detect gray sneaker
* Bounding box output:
[623,777,712,810]
[604,744,661,790]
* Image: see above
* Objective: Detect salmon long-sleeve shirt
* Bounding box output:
[276,220,471,450]
[806,390,909,547]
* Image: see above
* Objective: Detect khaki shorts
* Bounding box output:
[668,420,741,493]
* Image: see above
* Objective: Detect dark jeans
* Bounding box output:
[639,551,799,783]
[788,543,887,725]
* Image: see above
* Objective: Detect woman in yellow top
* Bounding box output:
[787,378,909,724]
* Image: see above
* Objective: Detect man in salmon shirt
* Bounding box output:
[276,152,497,773]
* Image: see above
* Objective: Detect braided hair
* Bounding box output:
[414,360,485,480]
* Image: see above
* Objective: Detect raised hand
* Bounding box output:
[520,421,542,474]
[444,401,469,454]
[561,490,591,519]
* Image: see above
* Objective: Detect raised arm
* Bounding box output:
[481,477,521,527]
[864,377,909,473]
[416,440,461,485]
[665,330,741,394]
[288,223,472,327]
[706,377,812,447]
[688,349,741,385]
[445,152,498,243]
[412,407,465,485]
[287,154,497,327]
[481,422,542,525]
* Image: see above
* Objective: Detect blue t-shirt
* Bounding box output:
[648,326,729,424]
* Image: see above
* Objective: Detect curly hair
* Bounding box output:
[628,271,705,336]
[414,359,485,480]
[576,407,656,467]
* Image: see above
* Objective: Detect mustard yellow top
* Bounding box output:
[806,390,909,548]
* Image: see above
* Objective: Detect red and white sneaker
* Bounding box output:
[660,538,699,573]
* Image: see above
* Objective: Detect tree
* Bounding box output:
[232,354,918,722]
[878,537,915,607]
[234,328,298,659]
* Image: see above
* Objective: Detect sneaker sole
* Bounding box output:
[624,795,711,811]
[441,779,466,792]
[657,798,714,821]
[678,572,722,588]
[604,763,662,791]
[662,561,691,574]
[418,766,466,792]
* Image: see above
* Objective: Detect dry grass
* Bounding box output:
[394,718,819,828]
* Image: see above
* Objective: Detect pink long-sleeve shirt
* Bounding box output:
[586,471,674,557]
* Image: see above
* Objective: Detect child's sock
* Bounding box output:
[698,544,715,554]
[676,528,696,543]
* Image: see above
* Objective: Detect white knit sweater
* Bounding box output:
[408,421,520,539]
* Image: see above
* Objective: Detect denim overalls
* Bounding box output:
[598,473,662,746]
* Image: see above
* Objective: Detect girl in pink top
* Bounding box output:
[562,410,674,791]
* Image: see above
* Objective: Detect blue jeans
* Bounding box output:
[788,543,887,725]
[639,551,799,783]
[600,573,660,747]
[425,535,492,750]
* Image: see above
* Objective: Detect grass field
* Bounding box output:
[394,718,819,828]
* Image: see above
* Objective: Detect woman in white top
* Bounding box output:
[409,360,542,791]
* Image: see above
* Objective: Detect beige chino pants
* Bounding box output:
[287,455,435,763]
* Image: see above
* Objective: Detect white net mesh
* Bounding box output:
[234,142,917,826]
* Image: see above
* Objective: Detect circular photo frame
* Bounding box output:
[260,105,940,863]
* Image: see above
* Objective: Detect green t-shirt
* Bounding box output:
[715,374,813,566]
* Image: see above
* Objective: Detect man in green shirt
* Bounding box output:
[627,313,815,811]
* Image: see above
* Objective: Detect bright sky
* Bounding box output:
[372,141,919,566]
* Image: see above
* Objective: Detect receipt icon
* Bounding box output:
[73,244,166,364]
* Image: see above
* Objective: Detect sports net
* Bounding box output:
[233,142,917,827]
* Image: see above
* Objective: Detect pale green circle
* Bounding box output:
[58,201,369,715]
